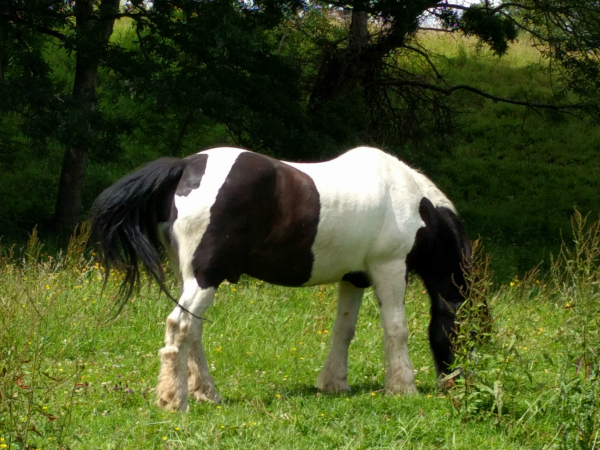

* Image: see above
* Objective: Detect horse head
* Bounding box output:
[407,197,476,379]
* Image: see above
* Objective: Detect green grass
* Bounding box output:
[1,219,599,449]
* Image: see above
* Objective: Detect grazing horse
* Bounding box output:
[91,146,471,412]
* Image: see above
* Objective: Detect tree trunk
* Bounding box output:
[0,31,7,81]
[308,10,370,114]
[53,0,119,233]
[0,54,7,81]
[172,112,195,157]
[349,10,369,50]
[308,8,417,116]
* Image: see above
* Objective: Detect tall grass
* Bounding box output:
[447,211,600,449]
[1,216,599,448]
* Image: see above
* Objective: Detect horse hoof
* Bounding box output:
[315,378,351,393]
[439,378,456,389]
[438,369,462,390]
[190,388,222,404]
[438,376,457,390]
[156,396,189,412]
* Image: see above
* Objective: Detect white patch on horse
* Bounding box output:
[173,147,247,281]
[288,147,426,286]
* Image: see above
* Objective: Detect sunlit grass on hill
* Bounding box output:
[406,32,600,279]
[1,215,599,448]
[419,31,546,68]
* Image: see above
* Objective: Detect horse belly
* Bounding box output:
[303,204,382,285]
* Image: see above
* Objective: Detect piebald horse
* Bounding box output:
[91,147,471,412]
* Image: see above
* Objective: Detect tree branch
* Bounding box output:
[491,2,539,12]
[379,79,585,111]
[402,45,446,81]
[95,11,148,22]
[438,3,470,11]
[497,11,547,42]
[34,25,67,42]
[417,27,453,33]
[5,16,67,42]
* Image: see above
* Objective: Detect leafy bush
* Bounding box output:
[446,211,600,448]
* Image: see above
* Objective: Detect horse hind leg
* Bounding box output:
[370,260,417,395]
[156,281,217,411]
[187,319,221,403]
[316,281,364,392]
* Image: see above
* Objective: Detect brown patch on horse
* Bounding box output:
[192,152,320,288]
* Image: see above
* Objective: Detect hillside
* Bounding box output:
[1,29,599,280]
[415,33,600,279]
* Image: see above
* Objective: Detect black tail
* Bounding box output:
[90,157,187,312]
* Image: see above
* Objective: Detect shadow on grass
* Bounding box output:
[220,380,443,406]
[283,381,442,397]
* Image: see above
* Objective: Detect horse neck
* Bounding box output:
[409,170,456,214]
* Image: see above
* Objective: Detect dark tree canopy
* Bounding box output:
[1,0,600,233]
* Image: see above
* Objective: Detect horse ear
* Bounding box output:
[418,197,439,243]
[419,197,471,272]
[437,207,472,269]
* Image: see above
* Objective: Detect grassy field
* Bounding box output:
[1,214,599,449]
[1,27,600,449]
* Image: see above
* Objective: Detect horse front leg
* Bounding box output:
[316,281,364,392]
[370,260,417,395]
[156,282,216,411]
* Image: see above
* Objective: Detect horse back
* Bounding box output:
[170,147,443,289]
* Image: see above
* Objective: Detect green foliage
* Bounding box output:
[107,0,322,158]
[459,6,518,56]
[2,3,600,278]
[0,226,97,448]
[414,35,600,278]
[0,0,127,158]
[517,0,600,113]
[558,377,600,450]
[550,211,600,449]
[445,240,499,420]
